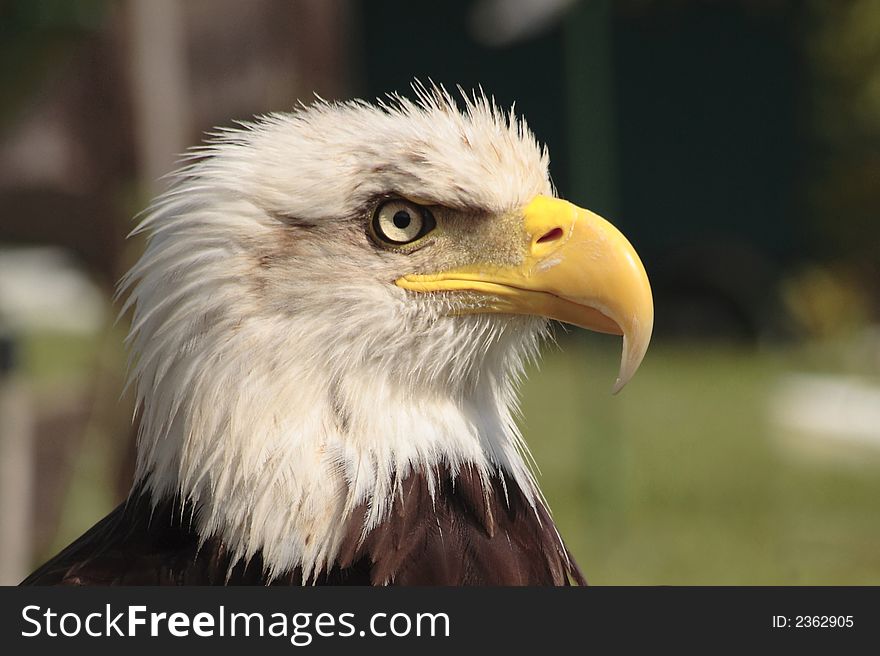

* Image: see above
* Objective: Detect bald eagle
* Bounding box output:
[22,87,652,586]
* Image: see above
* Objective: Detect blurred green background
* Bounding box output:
[1,0,879,584]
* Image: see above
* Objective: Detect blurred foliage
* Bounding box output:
[808,0,880,143]
[803,0,880,288]
[781,265,872,340]
[0,0,111,127]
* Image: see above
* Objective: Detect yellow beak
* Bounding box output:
[396,195,654,392]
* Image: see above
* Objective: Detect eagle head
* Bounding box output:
[120,86,653,581]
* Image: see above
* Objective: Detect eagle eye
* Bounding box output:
[371,200,435,246]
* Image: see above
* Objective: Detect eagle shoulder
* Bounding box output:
[22,468,585,586]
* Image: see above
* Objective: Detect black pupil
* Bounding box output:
[392,210,412,230]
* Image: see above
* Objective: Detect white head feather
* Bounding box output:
[119,86,556,580]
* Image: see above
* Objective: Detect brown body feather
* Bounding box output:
[22,466,585,586]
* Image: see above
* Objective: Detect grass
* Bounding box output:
[18,329,125,560]
[522,334,880,584]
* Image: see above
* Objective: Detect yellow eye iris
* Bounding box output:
[372,200,435,245]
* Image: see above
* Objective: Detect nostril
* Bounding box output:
[536,227,564,244]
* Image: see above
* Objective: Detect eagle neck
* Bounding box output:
[133,341,542,580]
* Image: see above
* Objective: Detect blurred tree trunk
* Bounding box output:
[127,0,192,195]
